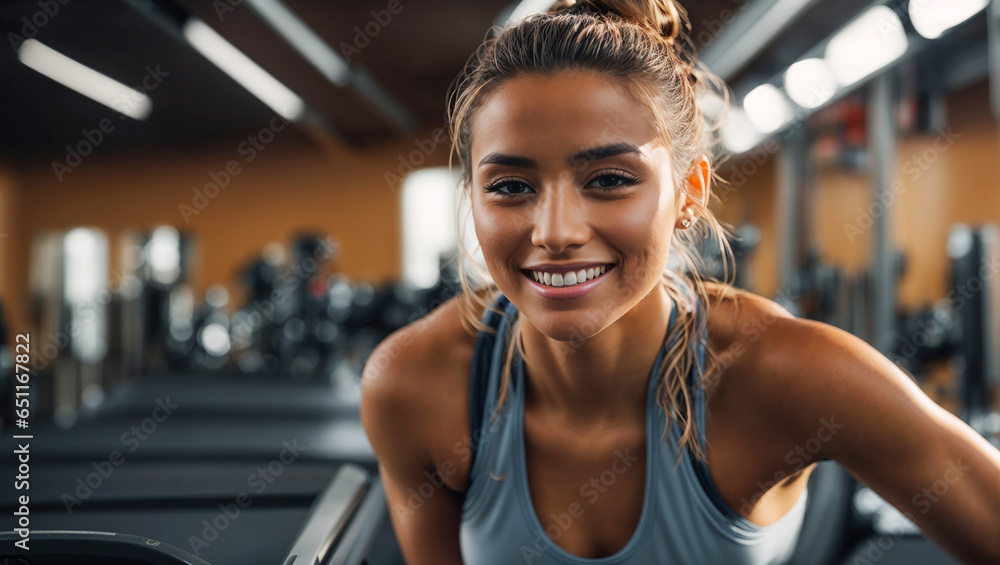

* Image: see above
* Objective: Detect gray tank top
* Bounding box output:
[459,287,808,564]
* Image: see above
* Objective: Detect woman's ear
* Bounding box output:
[685,154,711,209]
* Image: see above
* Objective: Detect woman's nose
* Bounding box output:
[529,187,590,254]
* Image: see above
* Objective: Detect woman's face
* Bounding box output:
[469,70,690,340]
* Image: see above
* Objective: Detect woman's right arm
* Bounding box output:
[360,328,466,565]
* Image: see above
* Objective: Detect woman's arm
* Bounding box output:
[360,328,466,565]
[752,314,1000,564]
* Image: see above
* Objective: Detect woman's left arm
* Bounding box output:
[755,316,1000,565]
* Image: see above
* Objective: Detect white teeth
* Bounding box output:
[529,265,613,288]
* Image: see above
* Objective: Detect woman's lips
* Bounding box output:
[521,264,616,300]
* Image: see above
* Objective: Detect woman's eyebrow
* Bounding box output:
[477,142,642,170]
[568,142,642,165]
[477,153,537,169]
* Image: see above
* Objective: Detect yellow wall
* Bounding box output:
[1,126,452,330]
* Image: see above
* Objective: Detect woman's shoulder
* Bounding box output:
[359,287,499,482]
[361,288,498,401]
[699,281,797,358]
[699,281,854,404]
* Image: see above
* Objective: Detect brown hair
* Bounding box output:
[446,0,737,466]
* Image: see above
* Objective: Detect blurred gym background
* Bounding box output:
[0,0,998,564]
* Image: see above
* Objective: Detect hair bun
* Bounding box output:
[548,0,686,45]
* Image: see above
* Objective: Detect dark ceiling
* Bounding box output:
[1,0,961,165]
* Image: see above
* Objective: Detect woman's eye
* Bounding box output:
[586,171,639,191]
[484,178,533,198]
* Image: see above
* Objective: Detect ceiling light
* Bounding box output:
[183,17,305,121]
[826,6,908,87]
[908,0,988,40]
[722,107,761,154]
[243,0,351,86]
[784,58,838,109]
[743,84,793,134]
[504,0,556,27]
[18,39,152,120]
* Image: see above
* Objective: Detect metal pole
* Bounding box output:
[868,72,897,354]
[777,125,805,296]
[988,0,1000,119]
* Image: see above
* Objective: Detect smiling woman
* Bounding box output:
[358,1,1000,565]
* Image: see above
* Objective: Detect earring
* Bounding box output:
[680,218,691,228]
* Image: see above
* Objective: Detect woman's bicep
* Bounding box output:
[360,333,466,565]
[760,319,1000,564]
[379,460,466,565]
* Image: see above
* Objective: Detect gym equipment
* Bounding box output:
[685,223,761,290]
[947,225,999,438]
[889,225,1000,444]
[25,228,111,427]
[0,464,399,565]
[0,531,213,565]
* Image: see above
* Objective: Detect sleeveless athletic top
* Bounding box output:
[459,283,809,565]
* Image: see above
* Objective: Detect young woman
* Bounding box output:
[360,1,1000,563]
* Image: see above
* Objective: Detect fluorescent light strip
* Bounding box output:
[722,107,761,154]
[744,83,793,134]
[18,39,152,121]
[243,0,351,86]
[909,0,988,40]
[784,58,838,109]
[505,0,557,27]
[183,17,305,122]
[825,6,908,87]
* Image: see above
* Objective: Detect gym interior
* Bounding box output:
[0,0,998,564]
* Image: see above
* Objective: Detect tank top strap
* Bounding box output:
[468,291,516,464]
[684,285,745,520]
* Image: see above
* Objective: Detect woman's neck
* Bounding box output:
[517,281,674,428]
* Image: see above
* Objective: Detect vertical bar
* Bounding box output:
[989,0,1000,119]
[868,72,897,354]
[778,125,804,296]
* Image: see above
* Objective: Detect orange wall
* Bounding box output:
[716,149,780,296]
[0,161,24,332]
[722,80,1000,321]
[1,126,452,330]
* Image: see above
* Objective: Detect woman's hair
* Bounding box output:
[445,0,737,466]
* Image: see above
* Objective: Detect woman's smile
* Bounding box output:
[521,263,618,300]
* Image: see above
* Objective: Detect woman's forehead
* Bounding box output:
[470,72,663,165]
